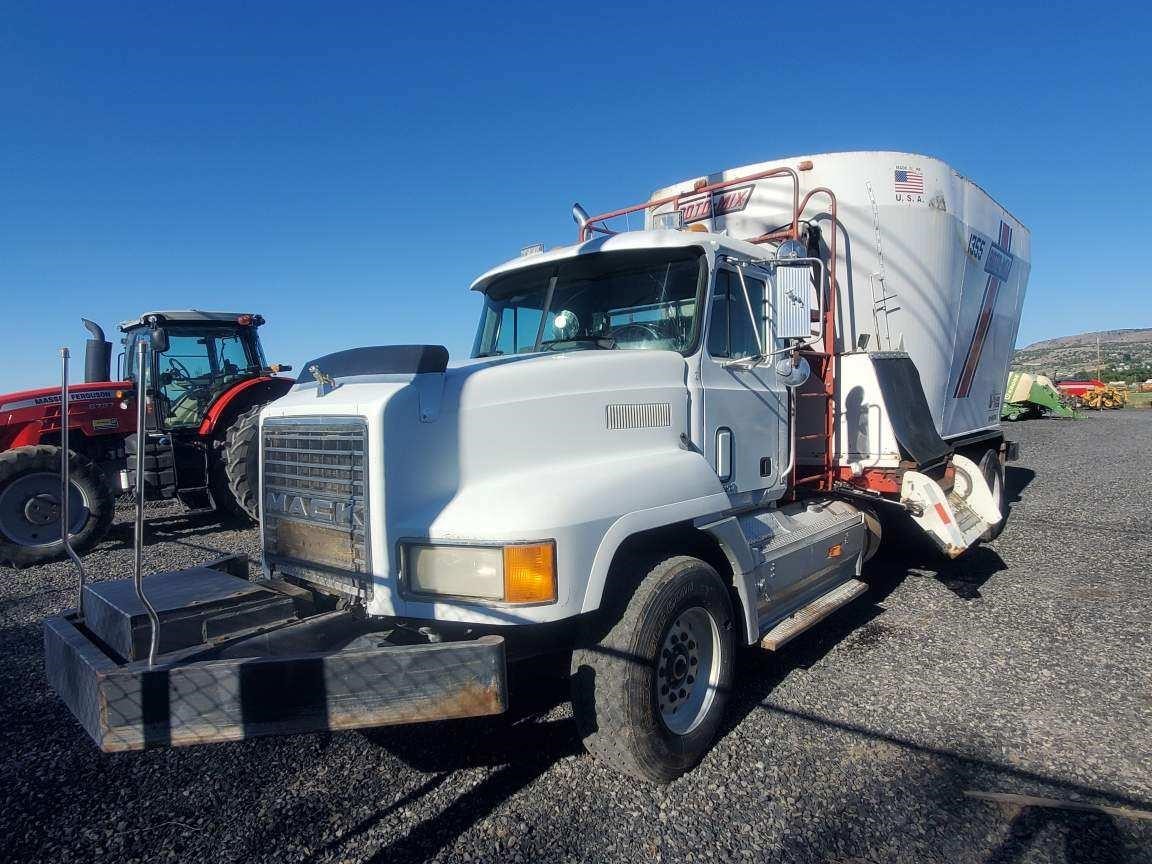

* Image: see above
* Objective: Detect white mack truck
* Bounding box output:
[45,151,1029,783]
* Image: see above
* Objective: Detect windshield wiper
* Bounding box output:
[475,350,504,358]
[538,335,617,351]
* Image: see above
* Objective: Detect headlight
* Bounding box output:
[406,545,504,600]
[403,541,556,604]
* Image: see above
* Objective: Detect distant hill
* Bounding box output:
[1014,328,1152,381]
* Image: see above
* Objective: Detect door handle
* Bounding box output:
[716,428,733,482]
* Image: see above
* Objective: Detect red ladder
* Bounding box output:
[790,189,840,495]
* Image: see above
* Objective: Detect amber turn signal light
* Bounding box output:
[503,542,557,604]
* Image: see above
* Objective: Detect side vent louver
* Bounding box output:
[606,402,672,430]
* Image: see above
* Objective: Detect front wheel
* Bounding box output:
[570,555,735,783]
[0,445,114,568]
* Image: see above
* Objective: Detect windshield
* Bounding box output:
[472,248,706,357]
[125,326,265,428]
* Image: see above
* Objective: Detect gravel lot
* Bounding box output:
[3,411,1150,864]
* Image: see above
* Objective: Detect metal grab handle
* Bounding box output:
[735,267,765,357]
[721,257,827,370]
[59,348,89,619]
[133,339,162,666]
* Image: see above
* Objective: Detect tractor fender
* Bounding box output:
[4,421,45,450]
[197,377,294,438]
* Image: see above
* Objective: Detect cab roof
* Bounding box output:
[469,229,767,293]
[119,310,263,331]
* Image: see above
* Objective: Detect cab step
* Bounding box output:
[176,486,216,513]
[759,579,868,651]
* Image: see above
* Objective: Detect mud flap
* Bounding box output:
[900,454,1001,557]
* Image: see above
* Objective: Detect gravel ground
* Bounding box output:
[2,411,1150,864]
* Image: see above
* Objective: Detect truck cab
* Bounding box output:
[258,230,812,628]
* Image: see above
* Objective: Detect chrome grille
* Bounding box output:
[262,417,371,598]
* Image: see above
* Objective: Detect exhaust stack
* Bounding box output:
[81,318,112,383]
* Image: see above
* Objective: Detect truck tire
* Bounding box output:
[979,449,1007,541]
[0,445,114,568]
[218,404,262,522]
[570,555,735,783]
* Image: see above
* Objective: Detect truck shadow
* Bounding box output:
[344,539,1017,862]
[872,511,1009,601]
[982,806,1133,864]
[362,658,576,774]
[1005,465,1035,503]
[742,703,1147,863]
[345,701,578,863]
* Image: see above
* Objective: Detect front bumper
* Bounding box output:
[44,592,507,753]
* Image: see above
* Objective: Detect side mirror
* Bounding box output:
[149,327,169,353]
[776,355,811,388]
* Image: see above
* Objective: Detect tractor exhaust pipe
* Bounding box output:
[81,318,111,383]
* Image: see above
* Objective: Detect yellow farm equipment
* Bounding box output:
[1057,379,1128,410]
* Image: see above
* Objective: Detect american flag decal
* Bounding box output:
[954,221,1014,398]
[894,167,924,194]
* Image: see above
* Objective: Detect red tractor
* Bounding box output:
[0,310,293,567]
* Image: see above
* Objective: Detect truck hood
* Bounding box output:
[264,350,692,493]
[261,349,704,615]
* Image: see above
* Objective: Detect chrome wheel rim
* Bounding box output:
[0,471,89,547]
[656,605,721,736]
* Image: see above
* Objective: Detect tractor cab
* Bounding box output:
[120,311,271,431]
[116,310,292,517]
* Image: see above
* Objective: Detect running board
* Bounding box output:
[759,579,868,651]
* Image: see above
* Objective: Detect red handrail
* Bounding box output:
[578,167,801,242]
[792,186,839,494]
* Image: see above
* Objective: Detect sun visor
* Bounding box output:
[298,345,449,382]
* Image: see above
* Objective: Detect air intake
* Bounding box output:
[606,403,672,430]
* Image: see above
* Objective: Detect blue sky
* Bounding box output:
[1,1,1149,393]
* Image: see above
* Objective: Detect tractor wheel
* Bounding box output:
[216,404,262,522]
[0,445,114,568]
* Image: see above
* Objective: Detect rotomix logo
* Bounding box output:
[265,491,364,528]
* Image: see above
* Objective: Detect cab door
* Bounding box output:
[698,265,788,501]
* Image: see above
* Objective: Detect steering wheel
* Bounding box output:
[166,357,193,382]
[609,322,664,344]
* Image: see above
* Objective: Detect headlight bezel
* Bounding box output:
[398,539,557,606]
